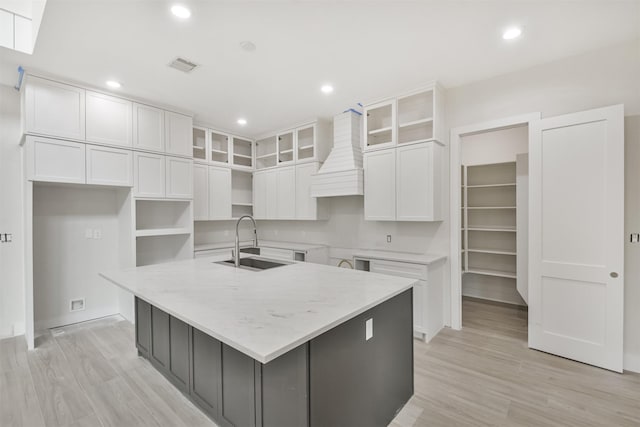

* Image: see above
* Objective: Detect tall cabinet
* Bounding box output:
[363,83,445,222]
[21,73,195,349]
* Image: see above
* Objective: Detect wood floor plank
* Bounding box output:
[0,369,46,427]
[26,333,96,426]
[2,298,640,427]
[83,376,160,427]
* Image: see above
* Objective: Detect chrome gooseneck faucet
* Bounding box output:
[234,215,259,267]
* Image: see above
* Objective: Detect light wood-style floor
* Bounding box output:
[2,298,640,427]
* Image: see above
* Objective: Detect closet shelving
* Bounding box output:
[461,161,517,280]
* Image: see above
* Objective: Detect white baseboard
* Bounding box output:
[34,306,119,331]
[624,352,640,373]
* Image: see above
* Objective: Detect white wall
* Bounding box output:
[33,185,121,329]
[461,126,528,166]
[196,196,446,261]
[0,84,24,337]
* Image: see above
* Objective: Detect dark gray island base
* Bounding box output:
[134,289,413,427]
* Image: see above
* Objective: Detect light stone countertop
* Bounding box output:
[194,240,327,252]
[100,256,414,363]
[351,249,447,265]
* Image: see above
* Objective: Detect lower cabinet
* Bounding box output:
[134,297,310,427]
[136,299,190,392]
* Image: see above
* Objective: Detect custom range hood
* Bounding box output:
[310,110,364,197]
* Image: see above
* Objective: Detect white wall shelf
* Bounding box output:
[136,227,192,237]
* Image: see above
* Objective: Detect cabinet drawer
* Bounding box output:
[86,145,133,187]
[369,259,427,281]
[260,247,294,261]
[26,136,86,184]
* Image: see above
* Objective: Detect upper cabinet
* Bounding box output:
[24,76,86,140]
[363,82,444,151]
[85,91,132,147]
[165,111,193,157]
[133,103,165,152]
[190,125,254,169]
[256,120,331,170]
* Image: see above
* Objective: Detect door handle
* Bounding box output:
[610,272,619,278]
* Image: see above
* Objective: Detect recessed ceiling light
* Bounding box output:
[237,118,247,126]
[171,4,191,19]
[502,27,522,40]
[106,80,121,89]
[321,84,334,94]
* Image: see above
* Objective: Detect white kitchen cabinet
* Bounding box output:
[295,162,327,220]
[208,166,232,220]
[265,170,278,219]
[361,257,444,342]
[133,103,165,152]
[25,136,86,184]
[364,149,396,220]
[260,247,294,261]
[86,145,133,187]
[253,171,267,219]
[134,151,165,197]
[193,164,209,220]
[276,166,296,219]
[85,91,132,147]
[165,157,193,199]
[24,76,85,140]
[396,142,442,221]
[165,111,193,157]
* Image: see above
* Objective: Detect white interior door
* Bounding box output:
[529,104,624,372]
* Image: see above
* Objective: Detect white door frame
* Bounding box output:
[448,112,540,330]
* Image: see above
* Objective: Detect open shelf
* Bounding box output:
[467,162,516,186]
[365,102,393,148]
[467,206,516,210]
[466,226,516,232]
[231,170,252,207]
[136,199,191,232]
[136,227,191,237]
[467,183,516,188]
[467,248,517,256]
[464,268,517,279]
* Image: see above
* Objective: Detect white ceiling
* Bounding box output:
[1,0,639,137]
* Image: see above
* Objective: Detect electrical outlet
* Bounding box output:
[386,235,392,243]
[93,228,102,239]
[70,298,85,312]
[631,233,640,243]
[365,318,373,341]
[85,228,93,239]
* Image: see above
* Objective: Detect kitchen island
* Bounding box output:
[100,255,415,427]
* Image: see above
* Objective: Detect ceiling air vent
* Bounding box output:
[169,57,199,73]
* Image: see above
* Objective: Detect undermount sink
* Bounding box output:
[215,256,289,271]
